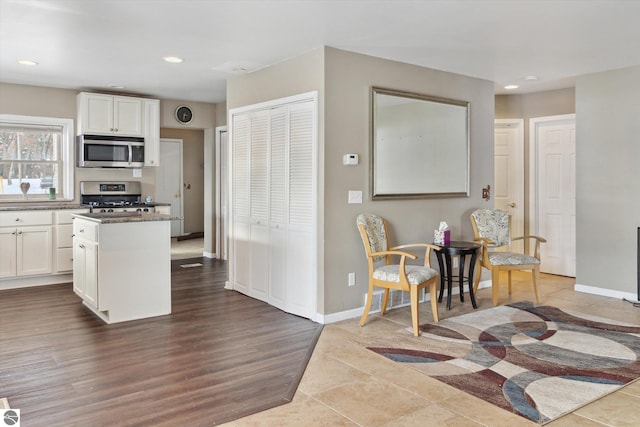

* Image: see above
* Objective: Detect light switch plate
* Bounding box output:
[132,168,142,178]
[348,190,363,204]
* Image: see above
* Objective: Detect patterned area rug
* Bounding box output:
[362,301,640,424]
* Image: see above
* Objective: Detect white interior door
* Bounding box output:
[530,115,576,276]
[494,119,524,253]
[157,138,184,237]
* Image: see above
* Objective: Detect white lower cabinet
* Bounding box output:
[73,237,98,308]
[56,209,89,273]
[0,211,53,279]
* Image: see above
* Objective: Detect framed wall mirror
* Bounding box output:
[371,87,470,199]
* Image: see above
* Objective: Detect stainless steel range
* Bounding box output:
[80,181,156,213]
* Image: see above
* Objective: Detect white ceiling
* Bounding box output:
[1,0,639,104]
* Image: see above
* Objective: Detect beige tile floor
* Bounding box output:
[225,272,640,426]
[171,236,204,260]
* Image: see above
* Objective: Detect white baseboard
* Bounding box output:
[0,273,72,290]
[202,251,216,259]
[317,307,362,324]
[574,283,637,301]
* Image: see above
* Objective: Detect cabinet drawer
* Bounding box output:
[73,220,98,242]
[56,209,89,224]
[57,224,74,248]
[0,211,53,227]
[57,247,73,272]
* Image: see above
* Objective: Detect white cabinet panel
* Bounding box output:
[17,226,52,276]
[56,248,73,272]
[114,97,143,136]
[143,99,160,166]
[0,228,17,278]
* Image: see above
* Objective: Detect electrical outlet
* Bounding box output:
[348,272,356,286]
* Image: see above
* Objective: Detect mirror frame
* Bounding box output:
[370,87,470,200]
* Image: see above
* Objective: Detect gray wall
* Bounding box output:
[227,47,494,316]
[575,66,640,295]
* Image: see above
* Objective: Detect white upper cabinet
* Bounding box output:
[143,98,160,166]
[77,92,146,137]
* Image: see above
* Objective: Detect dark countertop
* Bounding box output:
[0,204,87,211]
[72,212,181,224]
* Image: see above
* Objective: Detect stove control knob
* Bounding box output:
[107,209,114,213]
[136,208,142,213]
[100,209,106,213]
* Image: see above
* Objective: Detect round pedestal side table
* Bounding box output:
[434,241,481,310]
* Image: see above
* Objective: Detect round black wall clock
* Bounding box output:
[175,105,193,124]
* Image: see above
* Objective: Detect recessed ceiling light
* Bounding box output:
[18,60,38,66]
[525,75,539,81]
[163,56,183,63]
[504,84,519,90]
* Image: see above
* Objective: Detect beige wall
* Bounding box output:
[160,128,205,233]
[575,66,640,295]
[227,47,495,315]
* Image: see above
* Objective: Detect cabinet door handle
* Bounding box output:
[15,218,20,222]
[17,231,22,235]
[11,231,16,235]
[79,244,85,249]
[79,229,84,233]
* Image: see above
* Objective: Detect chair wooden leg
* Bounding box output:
[429,281,439,323]
[532,266,540,303]
[410,287,420,337]
[508,271,512,294]
[492,269,500,306]
[359,283,374,326]
[381,288,390,315]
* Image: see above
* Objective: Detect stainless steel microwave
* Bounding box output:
[77,134,145,168]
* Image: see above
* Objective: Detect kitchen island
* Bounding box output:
[72,211,176,324]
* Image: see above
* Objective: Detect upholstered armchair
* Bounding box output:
[470,208,546,306]
[356,213,440,336]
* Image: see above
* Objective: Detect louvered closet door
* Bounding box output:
[286,100,315,318]
[249,110,270,300]
[268,106,288,309]
[232,113,250,293]
[230,92,317,321]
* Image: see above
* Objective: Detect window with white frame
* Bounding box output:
[0,114,74,201]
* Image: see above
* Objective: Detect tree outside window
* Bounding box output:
[0,115,74,201]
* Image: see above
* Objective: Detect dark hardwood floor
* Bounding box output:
[0,258,323,426]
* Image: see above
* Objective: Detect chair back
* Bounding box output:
[470,208,510,247]
[356,213,388,263]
